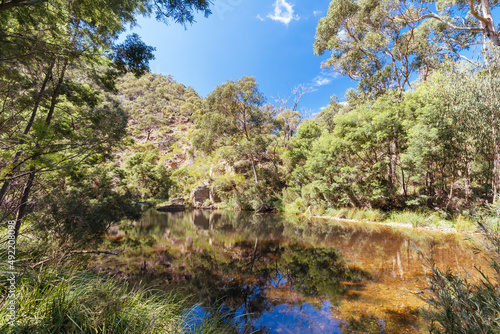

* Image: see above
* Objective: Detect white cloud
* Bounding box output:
[338,29,348,41]
[266,0,299,25]
[312,70,338,87]
[320,106,328,111]
[313,76,332,86]
[256,14,265,21]
[313,10,322,17]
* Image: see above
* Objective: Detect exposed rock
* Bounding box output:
[191,186,210,207]
[186,236,193,247]
[169,197,185,205]
[256,205,276,213]
[210,189,221,203]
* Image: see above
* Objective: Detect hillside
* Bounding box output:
[116,73,201,171]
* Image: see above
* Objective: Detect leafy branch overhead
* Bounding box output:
[314,0,499,95]
[0,0,212,26]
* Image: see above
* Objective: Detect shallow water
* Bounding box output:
[102,209,488,333]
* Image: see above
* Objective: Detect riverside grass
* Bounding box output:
[0,223,240,334]
[284,203,480,231]
[0,267,185,333]
[0,266,240,334]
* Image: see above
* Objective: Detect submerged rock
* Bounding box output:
[156,204,185,212]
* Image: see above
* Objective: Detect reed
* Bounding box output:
[423,222,500,333]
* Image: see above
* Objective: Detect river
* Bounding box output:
[99,209,488,333]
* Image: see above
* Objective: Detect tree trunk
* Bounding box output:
[345,187,362,208]
[469,0,500,47]
[465,162,472,205]
[249,152,259,183]
[493,141,499,203]
[14,168,35,239]
[480,0,500,46]
[401,166,407,197]
[390,137,398,187]
[13,59,68,239]
[0,61,54,206]
[45,58,68,125]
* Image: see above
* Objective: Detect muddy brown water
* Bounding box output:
[100,209,490,333]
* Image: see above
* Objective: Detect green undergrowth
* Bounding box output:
[423,222,500,333]
[0,266,185,333]
[0,265,240,334]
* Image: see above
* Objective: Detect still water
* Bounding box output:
[102,209,487,333]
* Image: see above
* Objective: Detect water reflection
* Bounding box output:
[101,210,486,333]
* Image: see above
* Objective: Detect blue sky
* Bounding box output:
[128,0,356,118]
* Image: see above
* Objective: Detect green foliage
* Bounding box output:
[34,165,141,247]
[147,0,212,26]
[286,120,322,173]
[228,181,279,211]
[314,0,440,94]
[314,0,499,95]
[112,33,156,77]
[192,76,279,183]
[124,149,172,199]
[282,53,500,214]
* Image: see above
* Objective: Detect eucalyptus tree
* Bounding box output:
[273,84,309,147]
[437,55,500,202]
[193,76,278,183]
[314,0,499,97]
[0,0,212,23]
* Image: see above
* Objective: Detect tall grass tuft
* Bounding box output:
[0,267,186,333]
[323,207,385,222]
[389,210,430,227]
[423,222,500,333]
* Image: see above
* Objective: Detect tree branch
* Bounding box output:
[469,0,489,26]
[409,13,484,32]
[0,0,44,12]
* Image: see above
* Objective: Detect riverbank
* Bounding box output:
[310,215,466,234]
[281,205,484,233]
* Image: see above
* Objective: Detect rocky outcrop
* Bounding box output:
[210,190,221,204]
[190,186,210,207]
